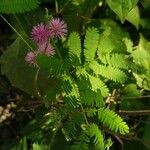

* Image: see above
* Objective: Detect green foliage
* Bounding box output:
[0,38,54,96]
[68,32,81,65]
[132,35,150,90]
[98,20,129,54]
[37,54,66,77]
[84,27,99,62]
[89,61,127,83]
[88,74,109,97]
[62,73,80,107]
[80,0,100,17]
[12,137,28,150]
[0,0,40,14]
[0,38,37,95]
[142,116,150,149]
[126,6,140,29]
[98,108,129,135]
[1,0,150,149]
[87,124,104,149]
[100,53,130,70]
[106,0,139,22]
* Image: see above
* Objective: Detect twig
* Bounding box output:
[118,110,150,116]
[0,15,33,51]
[120,95,150,100]
[34,66,41,98]
[102,126,150,146]
[114,135,124,150]
[55,0,59,14]
[58,0,71,14]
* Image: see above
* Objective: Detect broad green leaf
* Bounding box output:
[0,38,52,96]
[106,0,139,22]
[126,6,140,29]
[0,38,37,95]
[132,35,150,90]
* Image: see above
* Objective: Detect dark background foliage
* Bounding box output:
[0,0,150,150]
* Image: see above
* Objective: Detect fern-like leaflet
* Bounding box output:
[98,108,129,135]
[84,27,99,62]
[68,32,81,65]
[89,61,128,83]
[86,123,104,149]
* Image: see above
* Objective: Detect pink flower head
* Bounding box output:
[31,23,50,44]
[38,42,55,56]
[25,51,37,65]
[49,18,67,39]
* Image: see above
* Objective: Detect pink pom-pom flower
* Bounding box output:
[25,51,37,65]
[49,18,67,39]
[38,42,55,56]
[31,23,51,44]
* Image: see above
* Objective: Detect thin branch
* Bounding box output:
[34,66,41,98]
[113,135,124,150]
[0,15,33,51]
[58,0,71,14]
[120,95,150,100]
[55,0,59,14]
[118,110,150,116]
[102,126,150,146]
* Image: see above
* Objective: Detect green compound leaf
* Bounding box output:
[37,54,66,77]
[84,27,99,62]
[68,32,81,65]
[89,61,128,83]
[98,108,129,135]
[86,124,104,149]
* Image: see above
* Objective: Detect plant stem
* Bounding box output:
[58,0,70,14]
[120,95,150,100]
[34,66,41,98]
[0,15,33,51]
[55,0,59,14]
[118,110,150,116]
[52,40,63,60]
